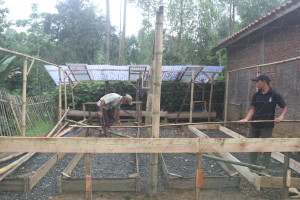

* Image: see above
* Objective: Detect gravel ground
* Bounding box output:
[0,125,299,200]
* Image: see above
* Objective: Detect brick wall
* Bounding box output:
[226,11,300,137]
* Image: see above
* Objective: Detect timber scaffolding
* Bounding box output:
[1,7,300,200]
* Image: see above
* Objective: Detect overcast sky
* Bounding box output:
[3,0,141,36]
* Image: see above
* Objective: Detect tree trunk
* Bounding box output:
[118,0,127,65]
[105,0,111,64]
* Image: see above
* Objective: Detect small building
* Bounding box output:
[213,0,300,136]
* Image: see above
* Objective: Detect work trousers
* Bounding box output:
[248,126,273,168]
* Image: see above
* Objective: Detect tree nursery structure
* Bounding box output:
[0,7,300,200]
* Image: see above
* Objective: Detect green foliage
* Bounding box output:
[0,0,10,34]
[26,122,55,137]
[43,0,108,64]
[236,0,288,29]
[0,55,16,81]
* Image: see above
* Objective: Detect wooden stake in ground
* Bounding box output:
[195,153,203,200]
[85,153,92,200]
[21,57,28,136]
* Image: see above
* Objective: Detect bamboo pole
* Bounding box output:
[58,67,62,122]
[64,73,67,117]
[208,75,214,122]
[224,72,229,125]
[228,55,300,73]
[21,57,28,136]
[26,58,35,75]
[176,83,191,123]
[0,153,24,163]
[69,119,300,129]
[69,79,75,109]
[189,69,195,123]
[150,6,164,198]
[0,47,58,66]
[47,108,69,137]
[136,77,141,137]
[202,154,265,170]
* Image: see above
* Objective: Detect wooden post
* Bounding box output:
[83,103,86,120]
[64,73,67,116]
[224,72,229,125]
[145,63,153,138]
[149,6,164,198]
[85,153,92,200]
[189,69,195,123]
[282,152,291,199]
[208,75,214,122]
[21,57,28,136]
[105,81,109,94]
[69,79,75,109]
[195,153,203,199]
[58,67,62,122]
[136,77,141,137]
[176,83,191,123]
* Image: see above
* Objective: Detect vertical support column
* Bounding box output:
[149,6,164,198]
[282,152,291,199]
[195,153,203,200]
[58,67,62,122]
[64,73,67,117]
[85,153,92,200]
[208,75,214,122]
[224,72,229,125]
[189,68,195,123]
[146,65,153,138]
[136,77,141,137]
[21,57,28,136]
[69,79,75,109]
[83,103,86,120]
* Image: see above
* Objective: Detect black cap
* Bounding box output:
[251,74,270,83]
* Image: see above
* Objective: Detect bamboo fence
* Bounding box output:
[0,91,55,136]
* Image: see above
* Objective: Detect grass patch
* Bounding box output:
[26,122,55,137]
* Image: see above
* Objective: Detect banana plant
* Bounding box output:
[0,55,19,82]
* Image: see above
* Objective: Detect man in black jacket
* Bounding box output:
[239,74,288,174]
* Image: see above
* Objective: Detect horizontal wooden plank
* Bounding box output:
[65,109,168,118]
[260,176,300,189]
[219,126,300,174]
[0,137,300,153]
[61,178,138,192]
[0,178,25,191]
[170,176,241,189]
[27,153,66,191]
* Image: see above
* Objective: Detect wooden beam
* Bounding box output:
[188,125,260,188]
[0,137,300,154]
[60,178,138,192]
[219,126,300,173]
[169,176,241,189]
[260,176,300,189]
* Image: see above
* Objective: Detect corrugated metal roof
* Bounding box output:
[44,65,224,85]
[213,0,300,51]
